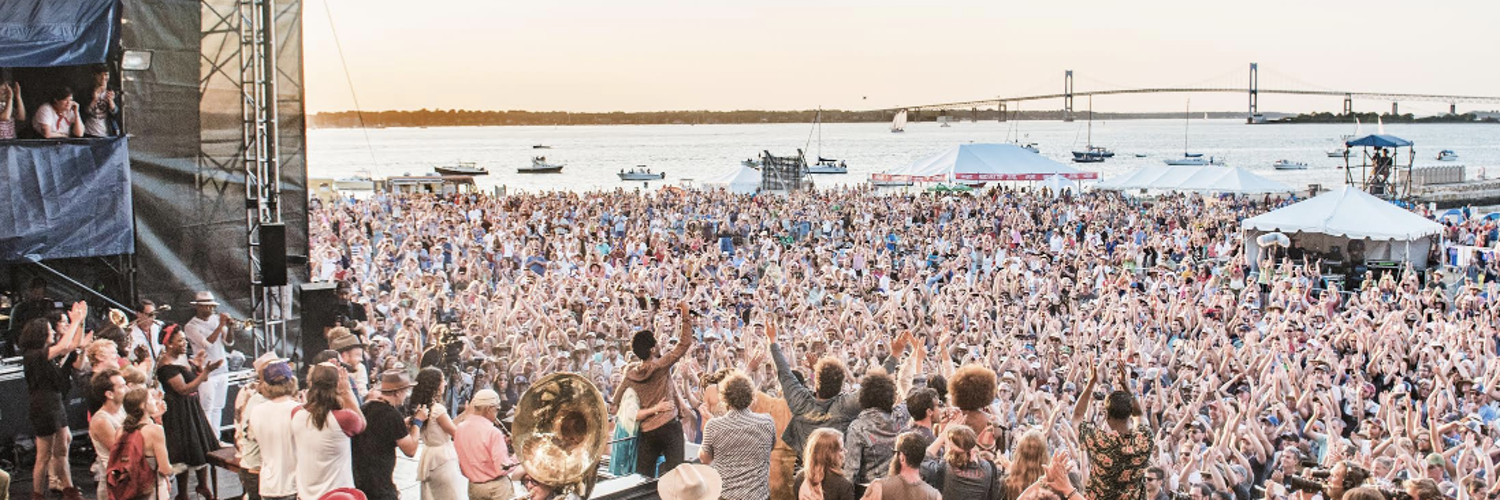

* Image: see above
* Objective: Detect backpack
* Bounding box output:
[105,429,156,500]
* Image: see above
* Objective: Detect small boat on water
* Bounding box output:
[333,175,376,191]
[808,158,848,174]
[1020,142,1040,154]
[520,157,564,174]
[1134,153,1149,158]
[1273,160,1308,170]
[532,144,551,149]
[741,158,762,169]
[1326,147,1349,158]
[890,110,908,133]
[1071,97,1109,164]
[618,166,665,181]
[1164,154,1217,166]
[1438,150,1459,161]
[434,161,489,176]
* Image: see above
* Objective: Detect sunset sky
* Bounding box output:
[302,0,1499,115]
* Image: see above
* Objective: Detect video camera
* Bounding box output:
[1286,460,1410,500]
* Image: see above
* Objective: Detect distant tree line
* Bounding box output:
[1274,111,1498,124]
[307,108,1282,129]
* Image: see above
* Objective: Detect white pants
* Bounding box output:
[199,373,228,439]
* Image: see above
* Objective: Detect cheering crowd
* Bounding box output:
[18,182,1498,500]
[300,184,1498,500]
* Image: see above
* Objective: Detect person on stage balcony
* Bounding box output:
[184,291,234,438]
[20,303,90,500]
[158,323,226,500]
[82,65,116,138]
[32,86,82,139]
[0,72,23,140]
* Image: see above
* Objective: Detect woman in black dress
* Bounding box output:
[156,324,224,500]
[20,302,91,500]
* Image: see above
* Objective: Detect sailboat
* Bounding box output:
[807,108,848,174]
[1071,97,1107,163]
[1328,118,1361,157]
[1165,99,1213,166]
[890,110,907,133]
[1006,103,1040,153]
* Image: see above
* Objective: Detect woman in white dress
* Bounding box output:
[411,367,464,500]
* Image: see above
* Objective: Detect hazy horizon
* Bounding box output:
[304,0,1499,116]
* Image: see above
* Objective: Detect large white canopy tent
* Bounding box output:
[1098,166,1293,194]
[699,164,761,195]
[1241,185,1444,270]
[872,143,1099,184]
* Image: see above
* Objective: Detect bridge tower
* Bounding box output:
[1343,94,1353,115]
[1248,63,1259,119]
[1392,102,1399,116]
[1064,71,1074,122]
[1451,103,1457,115]
[997,102,1007,122]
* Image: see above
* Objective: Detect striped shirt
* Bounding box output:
[702,408,776,500]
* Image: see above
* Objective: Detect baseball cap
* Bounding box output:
[263,362,294,385]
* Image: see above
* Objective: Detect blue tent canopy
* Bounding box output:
[1345,134,1413,148]
[0,0,118,68]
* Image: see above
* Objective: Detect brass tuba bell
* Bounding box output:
[512,372,609,498]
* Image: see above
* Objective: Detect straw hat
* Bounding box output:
[189,291,220,306]
[657,464,722,500]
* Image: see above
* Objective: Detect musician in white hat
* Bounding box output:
[184,290,234,439]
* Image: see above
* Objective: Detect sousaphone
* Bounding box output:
[513,372,609,498]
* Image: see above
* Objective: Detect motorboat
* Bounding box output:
[890,110,907,133]
[532,144,551,149]
[1020,142,1040,153]
[1327,147,1349,158]
[1072,147,1111,163]
[808,157,848,174]
[434,161,488,176]
[1134,153,1149,158]
[519,156,564,174]
[618,166,665,181]
[1438,150,1459,161]
[939,122,951,128]
[741,158,762,169]
[1272,160,1308,170]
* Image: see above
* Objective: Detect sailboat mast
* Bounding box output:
[1184,98,1191,155]
[1086,96,1093,148]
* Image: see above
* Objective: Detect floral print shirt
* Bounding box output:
[1078,420,1156,500]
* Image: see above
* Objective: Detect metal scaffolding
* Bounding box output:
[201,0,290,359]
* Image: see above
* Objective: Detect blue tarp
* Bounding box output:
[0,0,118,67]
[1345,134,1414,148]
[0,138,134,261]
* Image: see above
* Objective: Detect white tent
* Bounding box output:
[877,143,1098,183]
[1098,165,1168,190]
[1242,185,1444,269]
[1099,166,1293,194]
[1040,174,1079,196]
[1184,167,1294,194]
[700,164,761,194]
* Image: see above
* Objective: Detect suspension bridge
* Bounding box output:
[882,63,1500,122]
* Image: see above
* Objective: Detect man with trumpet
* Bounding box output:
[184,290,236,441]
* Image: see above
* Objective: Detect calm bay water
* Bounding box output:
[308,120,1499,193]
